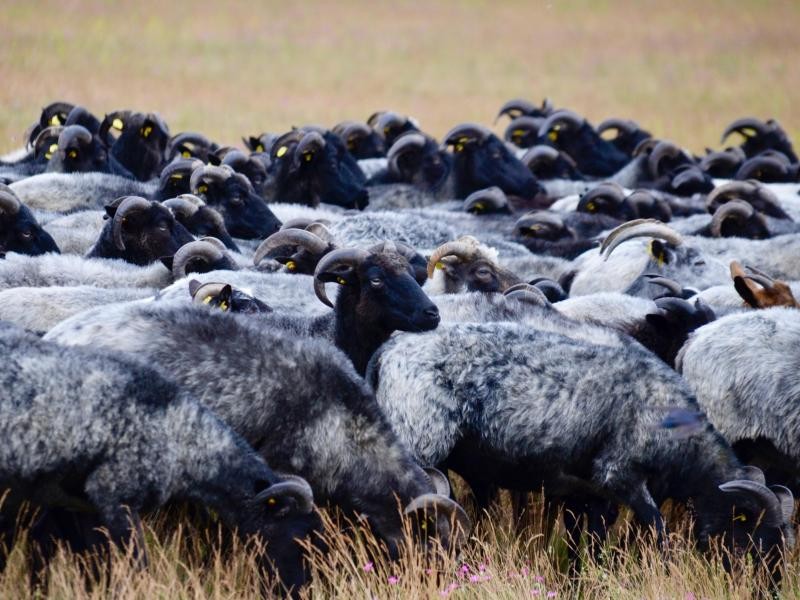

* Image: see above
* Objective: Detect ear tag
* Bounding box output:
[586,201,596,212]
[256,144,264,152]
[513,129,525,137]
[303,152,313,162]
[141,125,153,138]
[472,202,485,212]
[733,513,747,523]
[67,150,78,159]
[648,240,666,267]
[384,126,391,135]
[50,115,62,126]
[420,521,427,531]
[182,150,191,158]
[203,296,212,304]
[170,174,183,180]
[336,276,347,285]
[218,301,228,311]
[548,130,558,142]
[455,143,464,153]
[435,261,444,270]
[286,260,296,271]
[198,184,208,194]
[276,146,288,158]
[112,118,124,130]
[267,497,277,506]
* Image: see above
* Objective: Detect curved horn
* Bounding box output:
[403,493,471,549]
[504,116,545,144]
[719,480,784,528]
[653,296,695,317]
[57,125,92,148]
[596,118,639,136]
[442,123,492,147]
[520,144,560,169]
[423,467,451,497]
[171,240,229,280]
[191,282,229,304]
[648,141,683,178]
[281,217,314,231]
[463,187,509,213]
[159,158,204,184]
[255,480,314,516]
[700,150,742,173]
[537,109,585,137]
[189,165,233,194]
[375,111,408,134]
[706,180,758,213]
[494,98,537,122]
[600,219,683,260]
[720,117,768,144]
[33,126,64,157]
[643,274,684,296]
[253,228,329,266]
[503,283,551,307]
[111,196,152,251]
[40,101,76,127]
[313,247,371,308]
[339,121,372,142]
[710,200,754,238]
[579,182,627,208]
[169,131,212,153]
[387,133,428,178]
[670,166,707,191]
[163,197,200,220]
[0,186,22,215]
[514,210,565,233]
[295,131,327,156]
[735,155,790,181]
[426,238,481,279]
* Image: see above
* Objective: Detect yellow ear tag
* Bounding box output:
[170,174,183,180]
[286,260,296,271]
[733,514,747,523]
[384,126,391,135]
[112,118,124,130]
[67,150,78,159]
[648,240,666,267]
[267,497,277,506]
[303,152,313,162]
[198,184,208,194]
[203,296,212,304]
[182,150,191,158]
[513,129,525,137]
[586,201,596,212]
[472,202,485,212]
[435,261,444,270]
[276,146,288,158]
[46,143,58,159]
[337,277,347,285]
[548,130,558,142]
[420,521,427,530]
[455,143,464,153]
[256,144,264,152]
[141,125,153,138]
[218,301,228,311]
[50,115,62,126]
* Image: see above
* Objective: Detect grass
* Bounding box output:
[2,491,798,599]
[1,1,798,154]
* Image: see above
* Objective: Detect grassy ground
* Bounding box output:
[1,1,798,154]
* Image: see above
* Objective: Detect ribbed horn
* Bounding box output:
[292,131,327,168]
[40,101,75,127]
[537,109,585,137]
[387,133,428,178]
[171,240,229,280]
[706,180,758,214]
[514,210,565,233]
[254,480,314,516]
[596,118,639,136]
[442,123,492,147]
[735,155,790,181]
[189,165,233,194]
[503,283,551,307]
[57,125,92,149]
[720,117,768,144]
[504,116,545,144]
[313,247,371,307]
[163,196,200,220]
[494,98,537,123]
[643,274,684,296]
[375,111,408,135]
[648,141,683,178]
[700,150,742,173]
[719,480,784,528]
[403,493,471,550]
[520,145,560,170]
[426,238,481,279]
[111,196,152,251]
[169,132,212,153]
[578,182,626,209]
[600,219,683,260]
[463,187,509,213]
[253,229,329,266]
[423,467,451,497]
[339,121,372,142]
[710,200,754,237]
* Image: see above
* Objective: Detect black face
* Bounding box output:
[607,128,652,157]
[201,177,282,239]
[266,245,328,275]
[739,127,798,163]
[717,213,770,240]
[464,259,502,293]
[109,114,169,181]
[178,207,239,252]
[529,155,583,180]
[391,139,452,193]
[543,123,629,178]
[514,220,571,243]
[382,120,418,149]
[50,138,107,174]
[106,204,194,265]
[452,135,544,200]
[199,285,273,314]
[577,195,635,221]
[0,207,60,256]
[345,131,386,159]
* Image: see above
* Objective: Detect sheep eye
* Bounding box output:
[158,223,169,232]
[20,230,33,239]
[230,196,243,206]
[370,278,383,288]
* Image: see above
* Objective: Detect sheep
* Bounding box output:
[595,118,652,158]
[720,117,797,163]
[520,144,584,180]
[162,194,240,251]
[85,196,195,265]
[0,322,317,591]
[366,319,795,569]
[44,125,113,175]
[0,185,59,256]
[332,121,386,159]
[37,209,105,255]
[10,172,157,212]
[99,110,170,181]
[677,308,800,492]
[368,110,420,148]
[44,304,469,556]
[188,279,273,314]
[494,97,554,124]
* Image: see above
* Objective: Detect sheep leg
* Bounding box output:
[626,483,666,548]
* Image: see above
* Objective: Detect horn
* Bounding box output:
[40,101,76,127]
[423,467,451,497]
[578,182,627,208]
[375,111,408,135]
[98,110,132,144]
[710,200,755,237]
[171,240,230,280]
[292,131,327,167]
[770,485,795,523]
[191,282,229,304]
[169,131,212,153]
[111,196,152,251]
[339,121,372,142]
[0,188,22,215]
[504,116,545,143]
[700,150,742,173]
[643,274,684,296]
[313,247,371,307]
[196,236,229,252]
[254,481,314,516]
[163,197,200,220]
[494,98,537,122]
[653,297,695,317]
[596,118,639,136]
[670,166,707,190]
[253,229,329,266]
[387,133,428,178]
[426,238,481,279]
[719,480,784,528]
[600,219,683,260]
[648,141,683,178]
[270,129,304,159]
[520,145,560,170]
[280,218,315,231]
[720,117,768,144]
[57,125,92,148]
[541,98,554,113]
[503,283,551,307]
[537,109,585,137]
[368,239,418,262]
[189,165,233,194]
[159,158,204,184]
[463,187,509,213]
[632,137,660,158]
[735,155,790,181]
[33,126,64,157]
[514,210,565,233]
[403,493,471,549]
[706,180,758,213]
[442,123,492,147]
[743,264,776,288]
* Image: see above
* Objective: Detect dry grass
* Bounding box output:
[2,493,798,599]
[1,1,798,154]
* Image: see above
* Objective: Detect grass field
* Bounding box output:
[1,1,799,154]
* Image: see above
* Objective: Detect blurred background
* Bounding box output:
[1,0,798,154]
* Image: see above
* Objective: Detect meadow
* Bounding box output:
[1,1,799,597]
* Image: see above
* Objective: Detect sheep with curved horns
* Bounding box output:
[512,209,616,260]
[164,238,242,280]
[45,304,470,558]
[677,308,800,492]
[163,194,239,252]
[595,117,652,157]
[734,152,799,183]
[86,196,194,265]
[729,261,800,309]
[166,131,220,163]
[367,319,795,572]
[368,110,420,148]
[720,117,797,163]
[332,120,386,160]
[520,145,584,181]
[494,97,554,124]
[98,110,170,181]
[425,236,523,295]
[0,185,59,257]
[252,222,337,275]
[0,322,318,592]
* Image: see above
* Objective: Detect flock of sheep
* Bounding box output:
[1,98,800,594]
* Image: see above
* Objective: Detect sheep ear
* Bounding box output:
[188,279,202,297]
[207,153,222,166]
[733,276,760,308]
[645,313,670,331]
